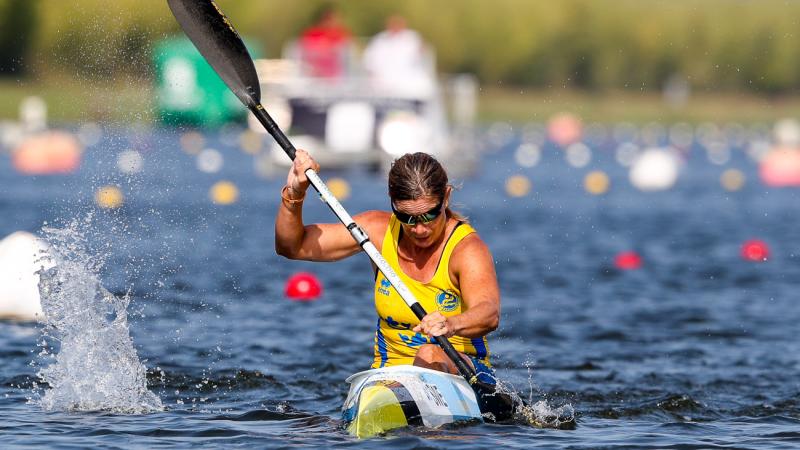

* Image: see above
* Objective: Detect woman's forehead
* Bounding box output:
[392,196,440,213]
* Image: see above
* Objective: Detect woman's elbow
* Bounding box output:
[485,310,500,333]
[488,314,500,332]
[275,242,298,259]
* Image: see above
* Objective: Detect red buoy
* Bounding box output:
[741,239,770,262]
[614,251,642,270]
[285,272,322,300]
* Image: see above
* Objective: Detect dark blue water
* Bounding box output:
[1,124,799,448]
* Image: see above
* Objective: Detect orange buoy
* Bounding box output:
[741,239,769,262]
[285,272,322,301]
[614,251,642,270]
[12,131,82,175]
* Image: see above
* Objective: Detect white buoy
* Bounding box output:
[774,118,800,147]
[629,148,680,191]
[514,143,541,168]
[116,149,144,174]
[197,148,224,173]
[565,142,592,168]
[0,231,53,321]
[615,142,639,167]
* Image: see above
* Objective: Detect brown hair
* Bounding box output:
[388,152,465,221]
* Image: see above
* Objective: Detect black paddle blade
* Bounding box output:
[472,380,518,422]
[166,0,260,107]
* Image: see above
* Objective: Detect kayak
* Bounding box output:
[341,365,483,438]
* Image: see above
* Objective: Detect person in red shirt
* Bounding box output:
[299,6,352,78]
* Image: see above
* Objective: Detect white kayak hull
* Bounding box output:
[341,365,483,438]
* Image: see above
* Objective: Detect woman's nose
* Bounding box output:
[410,223,427,234]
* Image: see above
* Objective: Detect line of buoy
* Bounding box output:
[614,239,772,271]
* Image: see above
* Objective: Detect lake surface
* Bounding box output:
[1,123,799,448]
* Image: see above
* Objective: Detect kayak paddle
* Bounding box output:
[166,0,518,422]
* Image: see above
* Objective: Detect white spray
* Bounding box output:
[35,219,162,413]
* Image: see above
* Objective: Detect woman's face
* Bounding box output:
[392,194,448,249]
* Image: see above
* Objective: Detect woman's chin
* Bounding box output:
[409,235,434,248]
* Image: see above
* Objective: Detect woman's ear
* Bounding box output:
[445,185,452,207]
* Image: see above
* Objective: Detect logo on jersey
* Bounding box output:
[378,278,391,296]
[400,332,432,348]
[385,316,411,330]
[436,290,460,312]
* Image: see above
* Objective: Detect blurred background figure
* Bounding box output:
[362,14,433,96]
[298,4,352,78]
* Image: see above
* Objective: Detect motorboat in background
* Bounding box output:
[248,40,478,176]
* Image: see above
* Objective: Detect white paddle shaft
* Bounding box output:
[305,169,421,310]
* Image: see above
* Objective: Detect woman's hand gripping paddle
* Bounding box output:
[166,0,519,422]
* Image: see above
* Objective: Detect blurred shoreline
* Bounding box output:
[1,77,797,126]
[476,86,799,125]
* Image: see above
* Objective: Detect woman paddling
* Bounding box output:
[275,150,500,384]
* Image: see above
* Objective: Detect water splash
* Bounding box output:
[471,363,576,428]
[34,219,162,413]
[513,360,576,429]
[517,399,576,430]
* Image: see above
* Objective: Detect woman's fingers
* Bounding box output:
[287,149,318,191]
[413,312,453,338]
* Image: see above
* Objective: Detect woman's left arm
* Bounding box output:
[413,234,501,339]
[448,235,500,338]
[414,234,500,338]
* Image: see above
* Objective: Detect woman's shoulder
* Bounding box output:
[354,210,392,241]
[447,225,495,285]
[356,209,391,224]
[450,226,491,262]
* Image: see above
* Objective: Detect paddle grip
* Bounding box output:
[250,104,296,160]
[409,303,479,383]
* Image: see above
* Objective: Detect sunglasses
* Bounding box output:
[391,198,444,225]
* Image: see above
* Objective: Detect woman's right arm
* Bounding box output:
[274,149,387,261]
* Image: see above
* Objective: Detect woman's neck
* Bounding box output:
[397,218,452,262]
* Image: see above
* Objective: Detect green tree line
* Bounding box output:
[3,0,799,93]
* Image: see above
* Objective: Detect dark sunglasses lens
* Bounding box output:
[392,199,443,225]
[397,211,415,225]
[419,209,441,223]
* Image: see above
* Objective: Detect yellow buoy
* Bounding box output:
[584,170,610,195]
[239,130,263,155]
[326,177,351,200]
[505,175,531,197]
[95,186,124,209]
[210,181,239,205]
[721,168,745,191]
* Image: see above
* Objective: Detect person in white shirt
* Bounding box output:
[362,15,433,96]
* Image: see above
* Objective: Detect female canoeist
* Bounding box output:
[275,150,500,383]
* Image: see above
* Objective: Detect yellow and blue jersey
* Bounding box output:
[372,215,492,369]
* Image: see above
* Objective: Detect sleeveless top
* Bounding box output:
[371,215,492,368]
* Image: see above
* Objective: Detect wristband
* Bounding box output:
[281,185,305,204]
